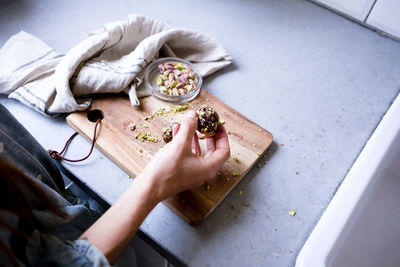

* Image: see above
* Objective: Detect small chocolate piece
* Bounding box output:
[162,125,173,143]
[196,105,220,137]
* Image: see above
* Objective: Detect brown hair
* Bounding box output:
[0,159,67,265]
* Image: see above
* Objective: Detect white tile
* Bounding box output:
[367,0,400,38]
[314,0,376,20]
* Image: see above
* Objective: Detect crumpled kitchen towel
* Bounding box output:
[0,14,232,115]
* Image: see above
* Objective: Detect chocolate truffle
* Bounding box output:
[196,105,220,137]
[162,125,173,143]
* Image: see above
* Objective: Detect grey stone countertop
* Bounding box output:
[1,0,400,266]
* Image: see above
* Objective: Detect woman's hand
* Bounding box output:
[80,109,230,263]
[139,109,230,202]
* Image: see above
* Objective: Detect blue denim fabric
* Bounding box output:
[0,104,110,266]
[26,233,109,267]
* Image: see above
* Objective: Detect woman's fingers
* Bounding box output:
[206,136,216,152]
[171,111,229,166]
[214,125,230,152]
[172,123,180,137]
[205,125,230,165]
[176,110,198,143]
[192,133,201,156]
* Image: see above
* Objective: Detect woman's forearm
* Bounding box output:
[79,110,230,263]
[79,175,158,263]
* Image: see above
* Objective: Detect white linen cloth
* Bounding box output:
[0,14,232,115]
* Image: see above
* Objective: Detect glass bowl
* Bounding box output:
[144,57,202,104]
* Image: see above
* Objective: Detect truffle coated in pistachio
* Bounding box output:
[162,125,173,143]
[196,105,220,137]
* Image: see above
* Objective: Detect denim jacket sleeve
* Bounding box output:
[0,103,109,266]
[26,232,110,267]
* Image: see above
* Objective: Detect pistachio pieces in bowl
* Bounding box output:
[145,57,202,103]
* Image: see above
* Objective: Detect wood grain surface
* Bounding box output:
[66,89,273,225]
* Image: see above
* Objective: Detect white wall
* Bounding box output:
[313,0,400,39]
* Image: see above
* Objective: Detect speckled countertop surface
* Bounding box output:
[1,0,400,266]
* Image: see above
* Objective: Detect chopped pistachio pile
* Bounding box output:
[134,132,160,143]
[153,103,190,117]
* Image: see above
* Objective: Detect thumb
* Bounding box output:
[176,110,198,143]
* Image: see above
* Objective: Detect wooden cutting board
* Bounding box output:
[66,89,273,225]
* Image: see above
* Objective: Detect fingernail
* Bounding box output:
[187,110,197,119]
[172,122,179,131]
